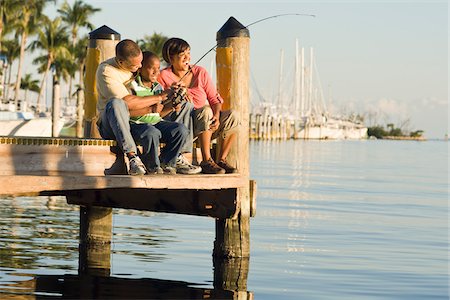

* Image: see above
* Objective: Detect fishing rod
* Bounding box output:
[177,13,316,83]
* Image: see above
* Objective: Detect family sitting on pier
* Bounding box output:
[96,38,238,175]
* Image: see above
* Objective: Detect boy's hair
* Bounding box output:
[142,51,159,64]
[116,39,141,60]
[162,38,190,64]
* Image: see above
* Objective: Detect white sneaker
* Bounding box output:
[128,156,146,175]
[176,154,202,174]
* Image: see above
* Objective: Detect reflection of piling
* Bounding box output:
[83,25,120,138]
[213,256,252,298]
[214,17,251,258]
[79,25,120,275]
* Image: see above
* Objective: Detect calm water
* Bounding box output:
[0,140,448,299]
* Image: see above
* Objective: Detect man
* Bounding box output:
[96,39,188,175]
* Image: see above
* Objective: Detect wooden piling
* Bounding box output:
[76,88,84,138]
[83,25,120,138]
[214,17,251,258]
[79,25,120,275]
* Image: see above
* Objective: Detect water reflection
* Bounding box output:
[0,196,252,299]
[1,257,251,299]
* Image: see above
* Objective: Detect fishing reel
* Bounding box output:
[164,86,188,107]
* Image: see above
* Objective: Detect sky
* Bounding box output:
[35,0,448,138]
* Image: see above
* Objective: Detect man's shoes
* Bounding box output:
[160,163,177,175]
[200,158,225,174]
[176,154,202,174]
[147,166,164,174]
[217,159,237,174]
[128,156,146,175]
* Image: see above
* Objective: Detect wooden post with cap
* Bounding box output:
[77,25,120,276]
[214,17,251,258]
[83,25,120,138]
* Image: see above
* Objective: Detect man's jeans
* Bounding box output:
[98,98,188,169]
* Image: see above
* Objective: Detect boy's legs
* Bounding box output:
[154,121,188,167]
[163,100,194,154]
[130,123,161,171]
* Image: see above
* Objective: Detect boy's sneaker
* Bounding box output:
[217,159,237,174]
[147,166,164,174]
[128,156,146,175]
[160,163,177,175]
[200,158,225,174]
[176,154,202,174]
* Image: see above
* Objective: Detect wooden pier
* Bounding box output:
[1,18,255,295]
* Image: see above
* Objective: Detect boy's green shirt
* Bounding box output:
[129,75,163,125]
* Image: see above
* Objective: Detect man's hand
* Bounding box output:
[151,102,163,114]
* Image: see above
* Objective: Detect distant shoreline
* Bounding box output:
[381,136,427,141]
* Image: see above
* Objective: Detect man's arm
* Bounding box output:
[124,92,168,116]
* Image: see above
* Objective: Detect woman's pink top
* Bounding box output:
[158,65,223,109]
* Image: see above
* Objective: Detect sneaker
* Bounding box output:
[147,166,164,174]
[217,159,237,174]
[160,163,177,175]
[128,156,146,175]
[200,158,225,174]
[176,154,202,174]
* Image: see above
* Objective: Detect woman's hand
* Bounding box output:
[210,114,220,131]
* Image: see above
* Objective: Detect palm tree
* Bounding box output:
[30,16,70,113]
[73,36,87,91]
[20,73,39,111]
[57,0,100,99]
[12,0,53,108]
[137,32,168,60]
[0,0,21,51]
[1,38,20,102]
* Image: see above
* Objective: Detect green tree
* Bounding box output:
[367,125,387,139]
[0,0,21,51]
[1,38,20,101]
[410,130,424,138]
[12,0,53,107]
[137,32,168,60]
[57,0,100,99]
[20,73,39,111]
[30,16,70,112]
[73,36,88,90]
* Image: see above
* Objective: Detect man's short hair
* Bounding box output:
[116,39,141,60]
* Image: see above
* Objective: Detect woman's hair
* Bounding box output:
[162,38,190,64]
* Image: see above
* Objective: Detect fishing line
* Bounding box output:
[177,13,315,83]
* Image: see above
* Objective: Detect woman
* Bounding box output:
[158,38,238,174]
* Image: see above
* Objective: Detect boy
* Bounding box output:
[131,51,201,174]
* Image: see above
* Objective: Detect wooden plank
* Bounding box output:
[0,174,245,196]
[65,188,239,219]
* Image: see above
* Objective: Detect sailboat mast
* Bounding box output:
[294,39,300,118]
[278,49,284,113]
[300,47,305,118]
[308,47,314,115]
